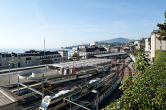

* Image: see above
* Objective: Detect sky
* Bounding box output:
[0,0,166,50]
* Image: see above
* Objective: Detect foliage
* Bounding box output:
[71,52,79,58]
[105,50,166,109]
[154,50,166,62]
[134,51,150,74]
[157,11,166,40]
[119,76,135,91]
[131,48,144,57]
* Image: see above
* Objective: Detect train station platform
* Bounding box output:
[94,52,128,58]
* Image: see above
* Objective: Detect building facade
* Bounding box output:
[0,50,68,69]
[145,38,151,59]
[79,46,107,59]
[90,42,101,47]
[71,47,79,56]
[151,30,166,60]
[145,38,151,52]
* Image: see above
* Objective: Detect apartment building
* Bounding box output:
[57,50,68,62]
[79,46,107,59]
[71,47,79,56]
[150,30,166,60]
[145,38,151,59]
[0,50,68,69]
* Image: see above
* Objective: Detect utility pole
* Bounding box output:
[44,39,45,59]
[115,57,117,75]
[42,74,44,99]
[18,75,19,95]
[8,63,10,85]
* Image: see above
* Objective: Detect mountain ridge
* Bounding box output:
[99,37,135,43]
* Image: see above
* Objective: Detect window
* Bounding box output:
[70,92,80,100]
[160,40,163,44]
[26,57,31,60]
[48,99,63,109]
[160,46,162,50]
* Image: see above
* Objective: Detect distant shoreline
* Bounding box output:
[0,48,71,56]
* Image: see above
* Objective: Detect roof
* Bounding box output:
[0,51,60,57]
[94,52,128,57]
[151,30,160,35]
[49,58,112,68]
[79,47,106,52]
[0,88,18,107]
[57,50,68,52]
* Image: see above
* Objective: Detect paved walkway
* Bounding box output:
[0,71,30,86]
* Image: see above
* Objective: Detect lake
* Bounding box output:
[0,48,71,56]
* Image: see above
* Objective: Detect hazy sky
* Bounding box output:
[0,0,165,49]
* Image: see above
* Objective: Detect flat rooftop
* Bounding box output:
[49,58,112,68]
[94,52,128,58]
[0,88,18,107]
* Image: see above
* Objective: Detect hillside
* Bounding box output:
[99,37,134,43]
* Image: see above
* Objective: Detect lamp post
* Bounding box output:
[92,90,99,110]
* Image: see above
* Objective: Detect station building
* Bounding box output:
[0,50,68,69]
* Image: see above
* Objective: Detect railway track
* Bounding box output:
[25,103,40,110]
[1,64,116,110]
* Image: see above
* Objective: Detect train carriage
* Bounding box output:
[39,78,103,110]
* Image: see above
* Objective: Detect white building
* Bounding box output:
[145,38,151,59]
[150,30,166,60]
[90,42,101,47]
[145,38,151,52]
[71,47,79,56]
[79,46,107,59]
[58,50,68,62]
[134,40,140,50]
[79,46,86,49]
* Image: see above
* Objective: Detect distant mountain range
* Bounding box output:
[99,37,135,43]
[64,37,136,49]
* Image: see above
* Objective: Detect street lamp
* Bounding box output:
[92,90,99,110]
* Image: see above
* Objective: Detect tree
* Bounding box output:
[131,48,144,57]
[72,52,79,58]
[134,51,150,74]
[157,11,166,40]
[71,52,79,60]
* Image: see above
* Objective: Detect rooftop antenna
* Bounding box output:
[44,39,45,58]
